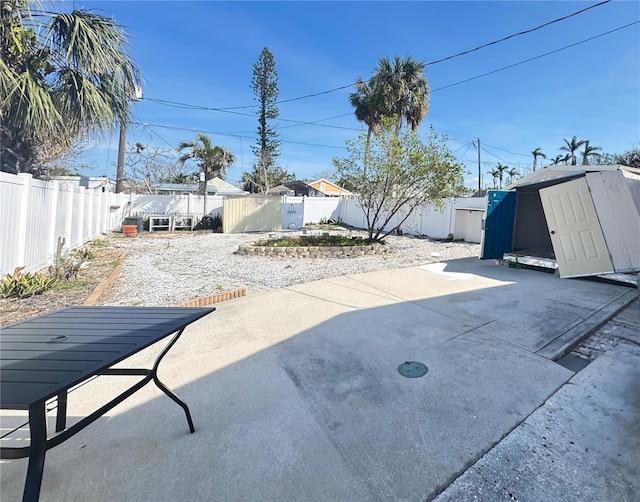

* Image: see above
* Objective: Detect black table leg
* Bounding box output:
[55,391,67,432]
[151,327,195,433]
[23,402,47,502]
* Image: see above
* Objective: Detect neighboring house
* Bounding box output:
[266,179,354,198]
[306,178,354,198]
[47,176,116,192]
[266,184,295,196]
[153,177,247,196]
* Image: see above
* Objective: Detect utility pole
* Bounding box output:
[477,138,482,192]
[115,121,126,193]
[115,85,143,194]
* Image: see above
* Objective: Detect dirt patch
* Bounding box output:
[0,247,122,326]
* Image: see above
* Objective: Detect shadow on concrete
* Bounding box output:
[1,258,634,501]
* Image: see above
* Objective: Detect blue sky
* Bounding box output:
[69,1,639,189]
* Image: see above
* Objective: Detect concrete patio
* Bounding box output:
[1,258,637,501]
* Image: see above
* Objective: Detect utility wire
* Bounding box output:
[433,21,639,92]
[481,144,518,164]
[143,20,638,137]
[136,122,346,150]
[144,1,613,111]
[481,142,531,158]
[426,0,612,66]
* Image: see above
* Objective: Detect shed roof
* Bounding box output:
[505,164,639,190]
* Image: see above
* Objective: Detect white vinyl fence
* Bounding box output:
[0,172,128,276]
[1,171,485,275]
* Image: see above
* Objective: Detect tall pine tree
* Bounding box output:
[243,47,292,193]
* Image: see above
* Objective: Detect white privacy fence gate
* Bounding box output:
[1,171,485,275]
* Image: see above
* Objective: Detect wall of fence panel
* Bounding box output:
[0,173,127,276]
[338,197,485,239]
[129,194,225,220]
[300,197,342,225]
[281,197,305,229]
[1,168,487,276]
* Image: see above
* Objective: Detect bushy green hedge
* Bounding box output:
[255,235,380,248]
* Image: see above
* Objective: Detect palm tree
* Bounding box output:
[177,134,235,215]
[369,55,430,136]
[560,136,586,166]
[349,78,381,175]
[550,154,570,165]
[488,168,500,189]
[169,172,196,184]
[505,167,520,185]
[581,140,602,165]
[350,78,381,148]
[493,163,509,189]
[1,0,141,175]
[531,148,546,172]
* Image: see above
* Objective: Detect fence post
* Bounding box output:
[85,187,94,242]
[76,186,85,247]
[14,173,32,269]
[64,185,74,253]
[302,195,307,226]
[48,180,60,258]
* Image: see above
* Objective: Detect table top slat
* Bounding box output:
[1,306,214,409]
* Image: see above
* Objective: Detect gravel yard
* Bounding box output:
[1,228,480,324]
[102,228,480,306]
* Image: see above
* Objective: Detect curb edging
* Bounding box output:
[83,253,127,306]
[177,288,247,307]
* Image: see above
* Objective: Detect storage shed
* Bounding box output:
[480,165,640,279]
[453,207,484,243]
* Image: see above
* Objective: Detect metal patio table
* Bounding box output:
[0,306,215,502]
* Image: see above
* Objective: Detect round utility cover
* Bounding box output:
[398,361,428,378]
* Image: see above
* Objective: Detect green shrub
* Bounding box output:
[71,247,96,261]
[255,235,379,248]
[0,268,58,299]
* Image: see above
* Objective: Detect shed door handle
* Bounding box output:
[550,230,555,235]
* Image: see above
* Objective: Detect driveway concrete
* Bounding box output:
[1,258,637,501]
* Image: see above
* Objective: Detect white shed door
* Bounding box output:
[586,170,640,272]
[539,177,614,278]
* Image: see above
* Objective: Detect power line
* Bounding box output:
[134,122,346,150]
[481,147,516,165]
[143,20,638,138]
[143,1,613,112]
[143,98,358,132]
[426,0,612,66]
[481,142,531,158]
[433,21,639,92]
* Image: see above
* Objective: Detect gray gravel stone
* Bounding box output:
[103,229,480,307]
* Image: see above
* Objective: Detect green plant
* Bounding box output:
[212,214,223,231]
[0,268,58,299]
[88,237,109,248]
[53,280,90,292]
[71,247,96,261]
[255,235,379,248]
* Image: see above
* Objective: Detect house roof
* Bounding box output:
[154,177,246,195]
[307,178,354,196]
[266,184,295,195]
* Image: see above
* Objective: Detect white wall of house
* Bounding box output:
[0,171,486,275]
